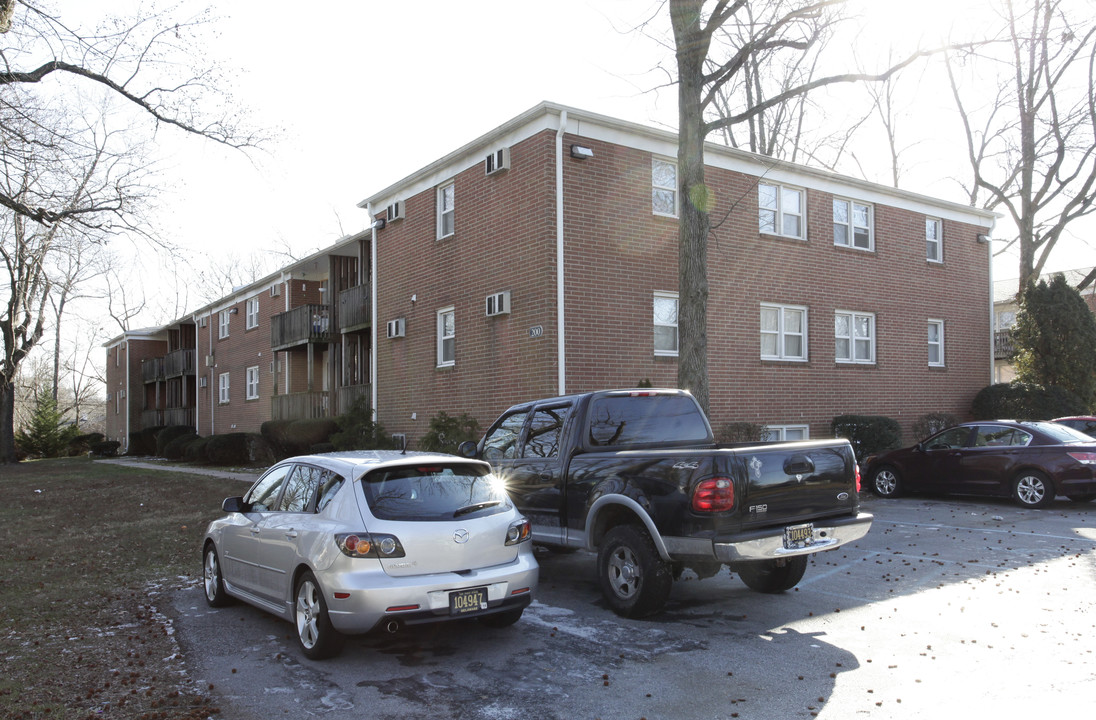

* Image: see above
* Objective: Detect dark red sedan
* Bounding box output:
[864,420,1096,508]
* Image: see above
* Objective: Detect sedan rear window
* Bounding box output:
[361,463,511,521]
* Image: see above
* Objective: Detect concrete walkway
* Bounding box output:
[96,457,260,484]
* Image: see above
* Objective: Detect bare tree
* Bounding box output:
[946,0,1096,289]
[669,0,936,413]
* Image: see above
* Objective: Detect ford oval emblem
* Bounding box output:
[453,529,470,544]
[837,492,849,501]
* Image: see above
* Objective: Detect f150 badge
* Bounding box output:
[749,504,768,514]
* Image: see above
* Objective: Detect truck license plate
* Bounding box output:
[783,523,815,549]
[449,587,488,616]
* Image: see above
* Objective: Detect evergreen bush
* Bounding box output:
[831,414,902,462]
[332,396,393,451]
[419,411,481,454]
[911,413,958,440]
[971,382,1086,421]
[162,432,199,460]
[156,425,197,456]
[14,393,78,459]
[89,440,121,457]
[715,421,765,444]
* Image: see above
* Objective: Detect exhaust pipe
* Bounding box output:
[385,620,401,634]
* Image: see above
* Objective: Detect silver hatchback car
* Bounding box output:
[201,451,538,659]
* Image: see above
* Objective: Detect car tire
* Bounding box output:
[871,465,902,498]
[1013,470,1055,509]
[202,543,233,608]
[736,555,809,594]
[1067,493,1096,502]
[478,607,524,628]
[294,571,345,660]
[597,525,672,618]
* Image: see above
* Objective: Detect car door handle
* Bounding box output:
[284,531,298,539]
[249,527,261,535]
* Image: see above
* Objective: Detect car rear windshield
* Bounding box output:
[586,393,712,447]
[1029,421,1094,444]
[360,463,511,521]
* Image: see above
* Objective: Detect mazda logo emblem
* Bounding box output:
[453,529,470,544]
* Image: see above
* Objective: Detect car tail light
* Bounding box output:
[505,518,531,545]
[335,533,406,558]
[1068,452,1096,465]
[692,477,735,512]
[855,464,862,492]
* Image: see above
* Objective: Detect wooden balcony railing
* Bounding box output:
[271,304,330,351]
[163,407,195,427]
[141,358,164,383]
[164,348,196,378]
[338,283,372,332]
[141,409,165,427]
[994,330,1016,360]
[271,391,330,421]
[336,384,371,415]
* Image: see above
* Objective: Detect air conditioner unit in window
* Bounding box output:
[386,318,405,338]
[198,316,207,328]
[199,377,208,388]
[485,291,511,317]
[269,284,281,297]
[485,147,510,176]
[205,355,215,367]
[386,201,404,222]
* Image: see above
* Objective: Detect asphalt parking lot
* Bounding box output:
[170,495,1096,719]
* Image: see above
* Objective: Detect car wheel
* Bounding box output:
[871,465,902,498]
[478,607,524,628]
[597,525,672,618]
[736,556,809,594]
[1067,493,1096,503]
[294,571,345,660]
[202,543,233,608]
[1013,470,1054,509]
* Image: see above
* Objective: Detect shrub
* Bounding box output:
[716,421,765,444]
[15,393,79,459]
[183,436,210,463]
[156,425,197,456]
[419,411,481,454]
[831,414,902,462]
[260,418,337,458]
[162,432,199,460]
[332,396,393,451]
[204,433,250,465]
[68,433,105,456]
[911,412,957,441]
[260,420,294,457]
[971,382,1087,421]
[129,426,164,456]
[89,441,120,457]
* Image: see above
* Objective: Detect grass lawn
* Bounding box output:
[0,457,245,719]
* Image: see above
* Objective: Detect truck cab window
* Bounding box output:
[523,406,571,458]
[483,411,528,460]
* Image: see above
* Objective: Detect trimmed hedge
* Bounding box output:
[971,383,1087,421]
[715,421,765,444]
[128,425,164,456]
[911,412,958,441]
[183,436,210,463]
[89,440,120,457]
[831,414,902,462]
[157,425,197,456]
[162,432,199,460]
[261,418,337,458]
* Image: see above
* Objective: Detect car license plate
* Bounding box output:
[783,523,815,549]
[449,587,488,616]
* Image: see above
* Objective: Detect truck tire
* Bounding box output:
[736,555,808,594]
[597,525,673,618]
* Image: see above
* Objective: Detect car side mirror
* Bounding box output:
[222,496,247,513]
[457,440,479,459]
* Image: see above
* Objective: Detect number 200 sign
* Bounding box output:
[528,325,543,339]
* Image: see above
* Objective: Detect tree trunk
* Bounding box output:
[0,380,16,463]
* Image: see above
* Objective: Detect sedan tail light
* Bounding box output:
[692,477,735,512]
[335,533,406,558]
[1068,452,1096,465]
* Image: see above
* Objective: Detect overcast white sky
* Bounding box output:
[102,0,1094,326]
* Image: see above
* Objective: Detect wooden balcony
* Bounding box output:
[141,358,165,383]
[336,384,371,415]
[994,330,1015,360]
[163,407,195,427]
[141,409,165,427]
[271,391,330,421]
[164,348,196,378]
[271,304,330,351]
[338,283,372,333]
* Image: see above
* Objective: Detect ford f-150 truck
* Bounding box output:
[460,389,872,617]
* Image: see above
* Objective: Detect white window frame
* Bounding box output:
[928,319,945,367]
[653,291,679,356]
[437,182,455,239]
[218,310,230,339]
[926,217,943,263]
[245,297,259,330]
[833,198,873,251]
[245,366,260,400]
[758,182,805,239]
[761,424,810,442]
[437,307,455,367]
[760,303,808,362]
[652,158,678,217]
[835,310,876,364]
[218,372,230,404]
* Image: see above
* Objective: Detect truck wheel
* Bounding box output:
[737,556,809,594]
[597,525,672,618]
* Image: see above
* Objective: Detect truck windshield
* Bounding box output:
[587,394,711,447]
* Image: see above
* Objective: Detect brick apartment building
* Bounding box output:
[104,102,997,452]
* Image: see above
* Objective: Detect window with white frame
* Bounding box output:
[761,424,810,441]
[653,292,678,356]
[246,366,260,399]
[928,319,945,367]
[437,307,455,367]
[246,297,259,330]
[758,182,805,239]
[652,158,678,217]
[437,182,455,239]
[833,198,873,250]
[926,217,942,262]
[835,311,875,364]
[760,304,808,361]
[218,310,230,339]
[218,372,230,404]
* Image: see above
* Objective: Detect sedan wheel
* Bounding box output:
[1013,471,1054,509]
[294,571,344,660]
[202,544,232,608]
[871,466,902,498]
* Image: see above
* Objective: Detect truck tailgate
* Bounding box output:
[733,441,859,528]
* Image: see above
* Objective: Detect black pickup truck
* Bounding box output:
[460,389,872,617]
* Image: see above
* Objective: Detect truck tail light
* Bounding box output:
[692,477,735,512]
[855,464,862,492]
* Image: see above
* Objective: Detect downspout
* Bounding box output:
[192,316,199,436]
[556,111,567,396]
[986,217,997,384]
[123,339,130,453]
[208,310,215,436]
[369,204,379,418]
